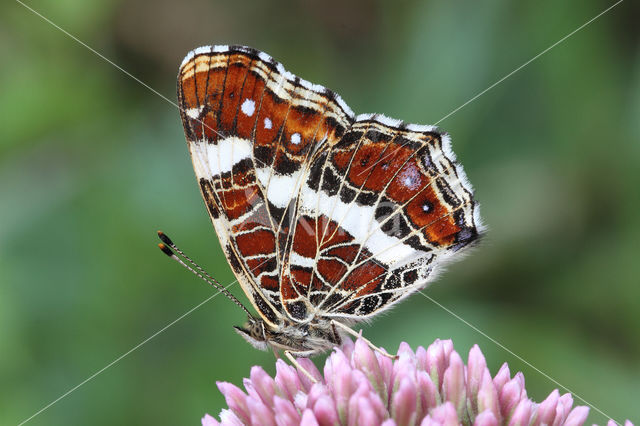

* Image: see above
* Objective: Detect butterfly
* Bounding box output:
[167,45,482,359]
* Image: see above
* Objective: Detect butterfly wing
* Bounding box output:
[177,45,354,325]
[282,115,482,321]
[178,45,482,326]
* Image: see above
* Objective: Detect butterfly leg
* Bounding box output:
[331,320,397,359]
[331,321,342,346]
[284,350,319,384]
[271,345,281,359]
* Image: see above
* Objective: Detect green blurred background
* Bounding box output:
[1,0,638,424]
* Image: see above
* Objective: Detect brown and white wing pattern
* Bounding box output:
[178,45,482,327]
[177,45,354,326]
[282,116,482,321]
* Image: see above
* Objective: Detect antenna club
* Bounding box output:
[157,230,174,246]
[158,243,174,257]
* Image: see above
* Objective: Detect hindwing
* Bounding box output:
[282,116,481,321]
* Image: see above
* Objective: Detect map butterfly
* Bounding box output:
[166,45,482,357]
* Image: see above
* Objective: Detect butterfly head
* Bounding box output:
[234,316,269,351]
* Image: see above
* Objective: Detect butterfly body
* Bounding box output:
[235,316,341,356]
[177,45,482,355]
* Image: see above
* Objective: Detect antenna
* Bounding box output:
[157,231,253,317]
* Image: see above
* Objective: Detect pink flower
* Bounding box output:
[203,338,633,426]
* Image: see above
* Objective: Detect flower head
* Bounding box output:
[204,338,632,426]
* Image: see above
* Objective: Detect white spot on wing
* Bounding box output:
[192,136,252,175]
[398,165,422,190]
[241,98,255,117]
[185,106,204,119]
[291,133,301,145]
[180,45,223,69]
[255,168,270,191]
[299,78,326,93]
[258,51,274,63]
[375,114,403,127]
[405,123,438,132]
[289,252,315,268]
[355,113,374,121]
[264,118,272,129]
[256,171,302,208]
[181,46,208,68]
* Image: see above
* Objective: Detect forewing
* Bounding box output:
[177,45,354,324]
[283,115,482,321]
